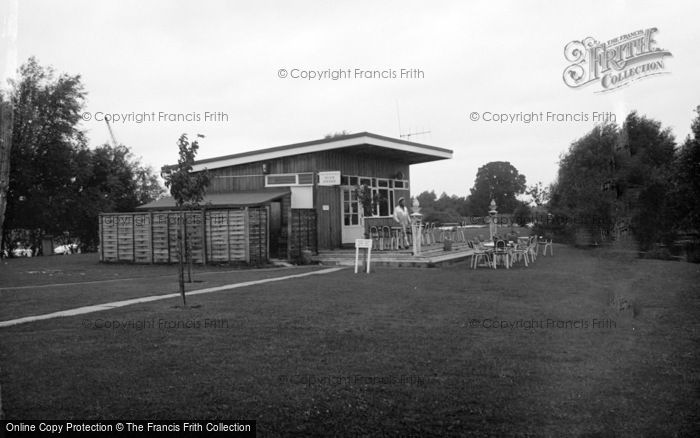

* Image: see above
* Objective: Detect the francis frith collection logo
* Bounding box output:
[563,28,672,92]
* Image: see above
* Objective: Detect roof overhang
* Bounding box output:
[136,189,290,210]
[190,132,453,172]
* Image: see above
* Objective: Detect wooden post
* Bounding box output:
[226,209,231,263]
[287,205,292,262]
[244,207,250,263]
[149,211,154,264]
[201,208,207,264]
[164,212,172,263]
[132,213,136,262]
[116,215,120,261]
[98,214,104,262]
[178,209,186,305]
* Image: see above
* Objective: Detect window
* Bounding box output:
[342,189,360,225]
[374,187,391,216]
[298,173,314,185]
[340,174,410,217]
[265,173,314,187]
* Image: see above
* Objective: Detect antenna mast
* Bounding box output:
[400,130,431,141]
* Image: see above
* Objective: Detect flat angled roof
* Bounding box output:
[136,189,290,210]
[190,132,453,172]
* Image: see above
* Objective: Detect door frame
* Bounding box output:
[340,186,364,244]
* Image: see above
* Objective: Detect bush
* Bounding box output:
[531,220,575,244]
[640,247,675,261]
[685,242,700,263]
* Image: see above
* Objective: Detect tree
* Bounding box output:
[416,190,437,211]
[0,93,12,255]
[526,181,550,208]
[67,143,164,250]
[2,57,87,253]
[671,106,700,234]
[412,190,470,224]
[618,112,676,249]
[468,161,526,215]
[324,130,350,139]
[1,58,164,254]
[134,163,165,206]
[549,123,619,243]
[549,113,680,248]
[161,133,210,306]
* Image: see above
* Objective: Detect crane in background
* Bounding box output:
[105,116,119,147]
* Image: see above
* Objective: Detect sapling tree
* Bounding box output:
[161,133,209,306]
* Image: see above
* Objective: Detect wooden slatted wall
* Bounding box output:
[205,209,247,263]
[248,206,268,265]
[288,209,317,262]
[99,207,268,264]
[152,212,170,263]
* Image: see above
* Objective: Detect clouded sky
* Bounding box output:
[2,0,699,198]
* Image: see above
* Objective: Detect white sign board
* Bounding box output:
[318,171,341,186]
[291,186,313,208]
[354,238,373,274]
[355,239,373,248]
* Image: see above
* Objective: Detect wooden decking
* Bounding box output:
[313,242,476,268]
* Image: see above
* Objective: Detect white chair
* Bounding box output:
[369,226,380,250]
[380,226,395,251]
[423,222,435,245]
[469,240,494,269]
[537,237,553,256]
[510,243,529,267]
[527,236,538,262]
[493,240,510,269]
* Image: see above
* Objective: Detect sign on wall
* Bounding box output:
[291,186,313,209]
[318,171,341,186]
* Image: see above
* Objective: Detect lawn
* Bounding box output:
[0,254,325,321]
[1,247,699,436]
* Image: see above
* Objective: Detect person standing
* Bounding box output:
[393,197,411,249]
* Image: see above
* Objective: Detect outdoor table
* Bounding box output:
[481,241,516,269]
[482,241,514,248]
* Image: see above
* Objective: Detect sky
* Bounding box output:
[2,0,699,198]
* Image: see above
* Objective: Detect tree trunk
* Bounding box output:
[178,209,186,306]
[0,97,13,258]
[186,212,192,283]
[187,239,193,282]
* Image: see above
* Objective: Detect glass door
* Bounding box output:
[341,187,364,244]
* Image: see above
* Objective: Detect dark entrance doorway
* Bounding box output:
[268,202,282,258]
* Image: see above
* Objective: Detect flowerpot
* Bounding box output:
[444,239,453,251]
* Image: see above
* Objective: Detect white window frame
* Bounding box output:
[340,174,410,218]
[265,172,315,187]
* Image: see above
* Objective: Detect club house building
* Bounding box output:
[98,132,453,264]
